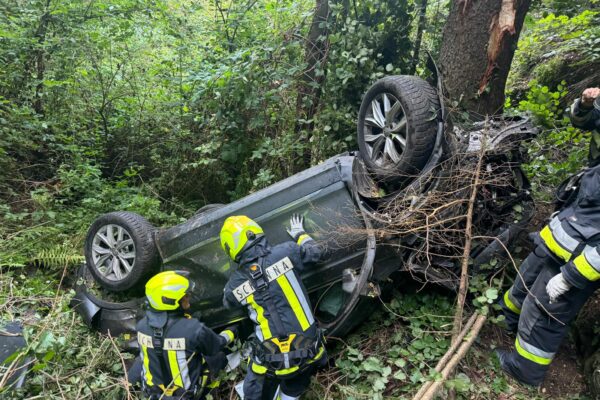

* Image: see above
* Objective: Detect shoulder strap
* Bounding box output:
[151,316,180,387]
[249,257,286,338]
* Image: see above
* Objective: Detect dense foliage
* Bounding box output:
[507,6,599,198]
[0,0,426,267]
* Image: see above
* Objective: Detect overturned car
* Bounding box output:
[72,70,537,339]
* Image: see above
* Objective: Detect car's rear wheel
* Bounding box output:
[84,211,159,291]
[358,75,440,187]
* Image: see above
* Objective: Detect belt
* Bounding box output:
[252,333,323,373]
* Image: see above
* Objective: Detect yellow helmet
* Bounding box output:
[145,270,194,311]
[220,216,264,262]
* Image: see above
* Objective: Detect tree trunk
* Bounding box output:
[295,0,330,168]
[439,0,531,116]
[32,0,52,115]
[410,0,428,75]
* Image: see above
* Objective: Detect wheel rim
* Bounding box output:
[91,224,136,282]
[363,93,408,167]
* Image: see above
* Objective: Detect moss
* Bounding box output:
[531,55,570,90]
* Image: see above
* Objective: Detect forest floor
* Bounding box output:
[1,210,595,400]
[463,324,587,399]
[1,257,594,400]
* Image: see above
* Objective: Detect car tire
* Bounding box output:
[357,75,440,187]
[84,211,159,292]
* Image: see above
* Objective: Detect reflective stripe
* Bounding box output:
[503,289,521,315]
[540,226,572,262]
[251,361,268,374]
[246,301,264,341]
[275,365,300,376]
[276,274,310,331]
[168,350,184,388]
[308,346,325,364]
[247,294,272,340]
[279,392,299,400]
[250,360,302,376]
[285,271,315,326]
[573,246,600,281]
[251,345,325,376]
[207,380,220,389]
[176,350,191,389]
[220,329,235,344]
[147,296,161,309]
[273,386,281,400]
[232,230,242,247]
[297,234,312,245]
[164,338,186,350]
[515,335,554,365]
[201,370,208,388]
[162,284,186,292]
[583,245,600,268]
[549,218,580,251]
[138,332,154,348]
[232,257,294,303]
[141,345,153,386]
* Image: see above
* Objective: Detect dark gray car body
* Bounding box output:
[155,154,373,328]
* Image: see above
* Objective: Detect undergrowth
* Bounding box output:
[0,266,137,399]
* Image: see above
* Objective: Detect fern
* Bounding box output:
[32,247,84,269]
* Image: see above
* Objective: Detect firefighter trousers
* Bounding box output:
[500,244,558,331]
[500,248,600,385]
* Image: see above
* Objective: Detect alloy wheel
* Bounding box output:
[91,224,136,281]
[363,93,408,167]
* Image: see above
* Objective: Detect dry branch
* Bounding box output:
[107,331,133,400]
[452,127,486,340]
[411,312,479,399]
[413,313,488,400]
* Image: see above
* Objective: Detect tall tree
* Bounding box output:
[410,0,428,75]
[295,0,330,168]
[439,0,532,116]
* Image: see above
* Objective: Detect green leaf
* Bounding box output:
[393,370,407,380]
[362,356,383,373]
[485,288,498,301]
[372,377,387,391]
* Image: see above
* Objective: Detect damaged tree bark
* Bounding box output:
[439,0,532,116]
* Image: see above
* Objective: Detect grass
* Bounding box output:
[0,264,591,400]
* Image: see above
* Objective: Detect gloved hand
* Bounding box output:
[286,214,306,241]
[546,273,571,302]
[219,325,238,345]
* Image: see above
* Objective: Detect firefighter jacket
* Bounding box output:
[539,162,600,289]
[136,309,232,397]
[570,98,600,166]
[222,235,325,376]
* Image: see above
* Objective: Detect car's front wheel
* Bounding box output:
[357,75,440,187]
[84,211,159,292]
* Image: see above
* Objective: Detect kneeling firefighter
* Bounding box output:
[498,87,600,386]
[220,215,327,400]
[136,270,236,399]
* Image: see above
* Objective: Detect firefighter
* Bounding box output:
[136,270,236,399]
[498,87,600,386]
[220,214,327,400]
